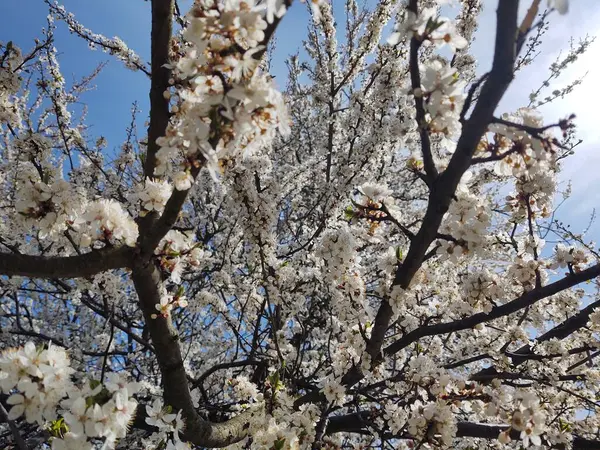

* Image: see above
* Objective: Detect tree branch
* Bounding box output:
[139,1,293,258]
[0,246,133,279]
[384,262,600,356]
[363,0,520,369]
[131,260,262,447]
[408,0,437,182]
[192,360,265,389]
[0,400,28,450]
[326,414,600,449]
[144,0,174,178]
[469,298,600,381]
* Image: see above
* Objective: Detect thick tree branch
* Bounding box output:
[144,0,174,178]
[512,298,600,364]
[0,246,133,279]
[129,2,295,447]
[141,181,197,257]
[192,360,265,389]
[131,260,261,447]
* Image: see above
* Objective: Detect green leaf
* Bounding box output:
[269,370,280,388]
[344,205,355,220]
[47,417,68,438]
[273,438,286,450]
[426,17,445,34]
[396,247,403,261]
[86,396,95,408]
[559,418,572,432]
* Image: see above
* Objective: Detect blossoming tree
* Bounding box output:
[1,0,599,448]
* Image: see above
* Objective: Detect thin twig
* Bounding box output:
[0,401,28,450]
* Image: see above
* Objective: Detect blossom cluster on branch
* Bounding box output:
[0,342,139,449]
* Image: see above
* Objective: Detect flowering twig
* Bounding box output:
[0,401,28,450]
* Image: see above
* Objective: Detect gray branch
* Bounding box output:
[0,246,133,279]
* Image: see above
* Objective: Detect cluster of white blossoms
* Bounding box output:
[151,230,212,318]
[0,342,74,425]
[478,108,560,220]
[215,370,321,449]
[359,182,393,203]
[386,4,468,139]
[14,163,85,239]
[143,398,188,450]
[78,199,139,248]
[152,286,189,319]
[135,178,173,215]
[235,390,321,449]
[464,268,503,313]
[321,375,346,406]
[315,225,368,323]
[438,188,491,261]
[0,42,23,126]
[421,61,466,139]
[16,181,137,247]
[352,182,402,228]
[507,256,543,292]
[58,374,139,449]
[490,109,555,178]
[548,243,590,272]
[388,6,467,51]
[508,169,556,220]
[498,392,546,448]
[588,308,600,334]
[316,226,358,281]
[383,401,408,435]
[230,375,262,403]
[155,0,290,186]
[407,400,457,447]
[248,415,303,450]
[10,133,139,247]
[42,28,80,145]
[0,342,139,449]
[155,229,206,283]
[330,323,373,377]
[407,355,453,395]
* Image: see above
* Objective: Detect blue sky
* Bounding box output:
[1,0,599,245]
